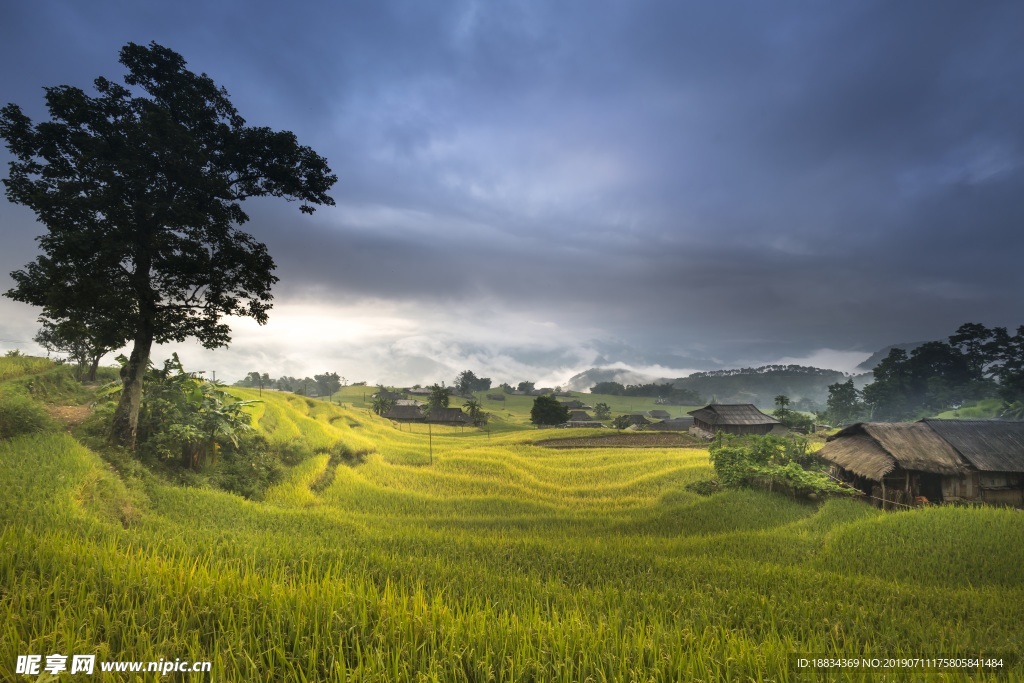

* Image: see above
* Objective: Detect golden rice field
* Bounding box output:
[2,369,1023,681]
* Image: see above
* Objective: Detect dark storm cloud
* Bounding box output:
[2,0,1023,374]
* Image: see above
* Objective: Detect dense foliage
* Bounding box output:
[770,395,815,432]
[454,370,492,394]
[862,322,1024,420]
[530,395,569,426]
[708,433,855,498]
[102,354,260,472]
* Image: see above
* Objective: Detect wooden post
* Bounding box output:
[881,481,887,510]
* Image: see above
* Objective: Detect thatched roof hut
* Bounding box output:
[383,405,425,422]
[568,410,594,421]
[820,422,965,481]
[559,400,593,410]
[646,417,695,431]
[425,407,472,425]
[819,420,1024,507]
[687,404,780,436]
[646,409,671,420]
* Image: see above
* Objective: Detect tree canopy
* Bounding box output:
[530,395,569,427]
[0,42,336,448]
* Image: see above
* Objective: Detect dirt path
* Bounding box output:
[46,404,92,429]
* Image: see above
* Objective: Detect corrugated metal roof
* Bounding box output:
[687,404,780,426]
[922,419,1024,473]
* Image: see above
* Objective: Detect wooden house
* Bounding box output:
[687,404,780,436]
[559,400,593,410]
[819,420,1024,508]
[919,419,1024,506]
[558,421,607,429]
[646,417,695,431]
[424,407,472,425]
[383,405,425,422]
[646,409,671,420]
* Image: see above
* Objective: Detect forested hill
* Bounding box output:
[670,365,869,410]
[855,342,926,372]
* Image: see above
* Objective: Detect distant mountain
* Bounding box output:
[570,364,867,411]
[564,367,661,392]
[855,342,927,372]
[671,365,852,410]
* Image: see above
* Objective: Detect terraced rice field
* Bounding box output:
[2,380,1022,681]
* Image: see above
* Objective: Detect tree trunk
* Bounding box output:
[110,329,153,450]
[87,354,101,383]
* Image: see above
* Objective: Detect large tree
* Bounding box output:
[530,395,569,427]
[1,42,336,448]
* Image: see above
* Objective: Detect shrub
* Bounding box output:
[0,393,54,439]
[214,434,284,500]
[709,434,857,498]
[276,438,314,466]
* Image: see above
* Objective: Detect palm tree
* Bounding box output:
[463,398,486,426]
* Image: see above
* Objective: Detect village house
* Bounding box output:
[646,416,695,431]
[646,409,671,420]
[424,407,472,426]
[818,419,1024,508]
[559,400,593,410]
[558,421,607,429]
[687,404,781,437]
[382,405,425,423]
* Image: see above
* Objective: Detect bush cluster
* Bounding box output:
[709,434,857,498]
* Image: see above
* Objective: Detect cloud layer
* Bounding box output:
[2,1,1023,383]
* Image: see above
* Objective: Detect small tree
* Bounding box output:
[517,381,535,394]
[612,414,634,431]
[593,402,612,420]
[33,315,123,382]
[825,379,865,425]
[427,383,451,413]
[371,395,396,416]
[530,395,569,427]
[463,398,487,426]
[314,372,342,399]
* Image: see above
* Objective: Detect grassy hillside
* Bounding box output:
[2,358,1022,681]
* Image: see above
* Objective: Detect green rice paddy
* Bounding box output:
[1,361,1021,681]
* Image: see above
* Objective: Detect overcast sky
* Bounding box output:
[2,1,1023,387]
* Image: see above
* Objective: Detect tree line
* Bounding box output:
[825,322,1024,423]
[233,372,342,397]
[588,381,703,404]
